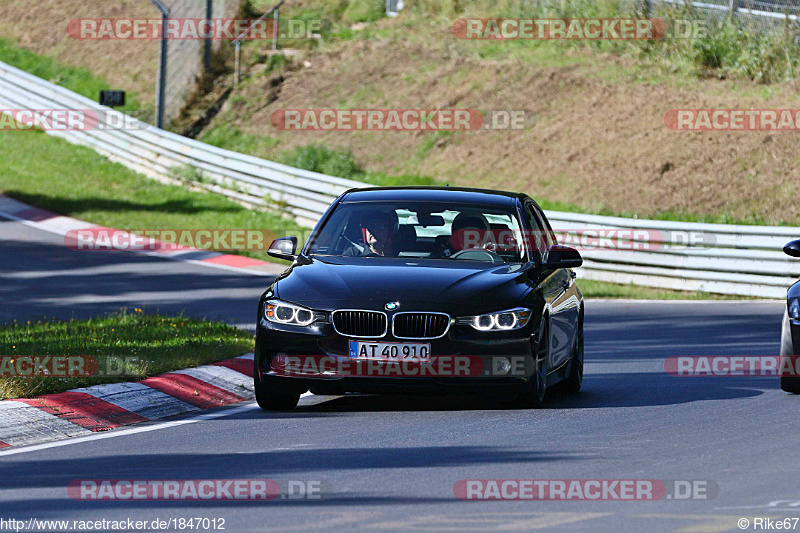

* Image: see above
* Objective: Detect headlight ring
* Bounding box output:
[457,308,532,332]
[265,299,322,327]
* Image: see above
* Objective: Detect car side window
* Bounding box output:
[524,202,550,261]
[539,208,558,246]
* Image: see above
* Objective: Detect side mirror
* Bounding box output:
[784,239,800,258]
[545,245,583,269]
[267,236,298,261]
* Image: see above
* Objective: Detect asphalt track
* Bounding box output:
[0,213,270,330]
[1,213,796,533]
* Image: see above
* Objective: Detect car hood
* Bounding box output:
[272,256,536,313]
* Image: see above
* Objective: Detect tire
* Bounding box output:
[779,310,800,394]
[512,319,548,407]
[563,321,584,394]
[254,362,300,410]
[780,372,800,394]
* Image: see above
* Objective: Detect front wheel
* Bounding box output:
[779,311,800,394]
[562,322,584,394]
[780,372,800,394]
[255,380,300,410]
[512,320,548,407]
[254,365,300,410]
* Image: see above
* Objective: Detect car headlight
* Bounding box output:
[457,308,532,331]
[264,299,324,326]
[789,298,800,320]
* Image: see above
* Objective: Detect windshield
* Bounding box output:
[306,201,527,263]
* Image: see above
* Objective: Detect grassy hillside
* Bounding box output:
[3,0,799,223]
[206,0,800,225]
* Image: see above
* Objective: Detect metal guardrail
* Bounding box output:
[545,212,800,298]
[1,59,798,297]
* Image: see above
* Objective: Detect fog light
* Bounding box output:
[790,299,800,320]
[271,353,288,370]
[494,358,512,374]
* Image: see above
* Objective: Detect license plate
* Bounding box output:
[349,341,431,362]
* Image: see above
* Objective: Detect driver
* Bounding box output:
[437,212,491,258]
[343,210,398,257]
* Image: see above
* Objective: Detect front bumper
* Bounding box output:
[254,316,537,396]
[783,310,800,356]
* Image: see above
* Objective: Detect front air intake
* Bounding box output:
[332,310,387,338]
[392,313,450,339]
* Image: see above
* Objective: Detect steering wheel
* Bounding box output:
[450,249,504,262]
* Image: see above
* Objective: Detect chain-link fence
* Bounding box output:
[641,0,800,32]
[160,0,240,125]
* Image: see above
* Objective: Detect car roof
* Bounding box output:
[340,186,525,208]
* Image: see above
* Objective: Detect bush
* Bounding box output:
[693,19,744,71]
[281,144,362,178]
[733,29,799,83]
[280,144,439,186]
[200,125,279,155]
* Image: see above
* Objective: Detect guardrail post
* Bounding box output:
[205,0,213,70]
[234,41,241,91]
[273,8,279,50]
[149,0,170,129]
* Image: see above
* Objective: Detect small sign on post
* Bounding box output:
[99,91,126,108]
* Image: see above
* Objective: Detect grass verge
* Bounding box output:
[0,311,254,400]
[578,279,752,300]
[0,128,304,263]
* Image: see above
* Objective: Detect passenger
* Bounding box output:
[437,213,491,258]
[343,210,399,257]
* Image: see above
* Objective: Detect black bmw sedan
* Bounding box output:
[254,187,584,410]
[781,239,800,393]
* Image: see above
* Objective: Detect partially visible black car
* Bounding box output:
[254,187,584,410]
[781,239,800,393]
